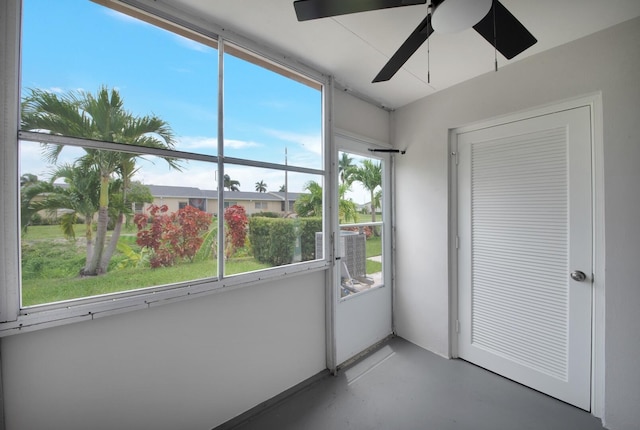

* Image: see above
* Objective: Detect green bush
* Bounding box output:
[248,217,271,263]
[249,217,296,266]
[249,216,323,265]
[298,217,322,261]
[251,211,280,218]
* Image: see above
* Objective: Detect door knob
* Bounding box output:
[570,271,587,282]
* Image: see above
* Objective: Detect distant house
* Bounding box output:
[143,185,301,216]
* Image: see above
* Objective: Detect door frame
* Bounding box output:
[329,128,394,369]
[448,93,605,418]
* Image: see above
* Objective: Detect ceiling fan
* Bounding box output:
[293,0,537,82]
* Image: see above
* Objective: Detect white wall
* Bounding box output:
[2,272,326,430]
[393,17,640,430]
[334,89,390,143]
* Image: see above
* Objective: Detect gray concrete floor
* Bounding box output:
[221,336,605,430]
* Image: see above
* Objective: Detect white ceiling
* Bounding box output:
[167,0,640,110]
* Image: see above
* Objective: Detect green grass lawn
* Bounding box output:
[22,258,271,306]
[21,225,384,306]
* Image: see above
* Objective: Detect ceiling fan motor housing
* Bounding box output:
[432,0,493,33]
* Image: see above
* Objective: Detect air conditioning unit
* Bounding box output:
[315,231,366,279]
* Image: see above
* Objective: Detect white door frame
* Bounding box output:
[330,128,394,368]
[448,93,605,418]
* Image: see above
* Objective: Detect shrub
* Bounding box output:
[248,217,296,266]
[224,205,248,259]
[134,204,212,268]
[267,219,297,266]
[298,217,322,261]
[251,211,280,218]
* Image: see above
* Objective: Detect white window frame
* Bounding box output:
[0,0,333,335]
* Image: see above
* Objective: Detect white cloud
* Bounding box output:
[176,136,261,152]
[172,34,212,53]
[19,141,85,180]
[265,129,322,156]
[103,8,151,27]
[225,139,261,150]
[177,136,218,151]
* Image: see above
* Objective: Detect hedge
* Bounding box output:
[248,216,323,266]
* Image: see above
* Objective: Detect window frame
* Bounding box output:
[0,0,333,334]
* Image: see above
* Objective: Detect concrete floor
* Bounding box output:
[218,336,605,430]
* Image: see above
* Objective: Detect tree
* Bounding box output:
[279,184,286,192]
[223,174,240,191]
[351,159,382,223]
[255,180,267,193]
[40,162,101,268]
[294,181,322,218]
[21,86,179,275]
[20,174,55,233]
[294,181,356,223]
[338,152,355,185]
[20,173,39,188]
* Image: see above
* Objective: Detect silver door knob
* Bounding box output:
[570,271,587,282]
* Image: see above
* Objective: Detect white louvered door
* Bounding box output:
[457,106,593,410]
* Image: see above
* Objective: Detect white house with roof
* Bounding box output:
[144,185,300,216]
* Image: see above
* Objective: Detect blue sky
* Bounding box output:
[21,2,315,184]
[20,0,375,203]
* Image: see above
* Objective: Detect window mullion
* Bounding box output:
[0,0,21,322]
[217,38,225,281]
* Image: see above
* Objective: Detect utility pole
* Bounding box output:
[284,146,288,215]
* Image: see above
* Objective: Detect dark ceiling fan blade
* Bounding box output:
[373,13,433,83]
[294,0,426,21]
[473,0,536,59]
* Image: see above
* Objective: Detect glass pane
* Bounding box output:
[21,0,218,154]
[338,152,384,297]
[20,140,218,306]
[223,165,324,277]
[223,43,323,169]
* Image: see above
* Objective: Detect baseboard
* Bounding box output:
[212,369,331,430]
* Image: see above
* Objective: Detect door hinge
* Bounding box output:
[455,235,459,249]
[455,320,460,333]
[451,151,459,165]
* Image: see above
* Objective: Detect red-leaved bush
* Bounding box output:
[224,204,248,259]
[134,204,212,268]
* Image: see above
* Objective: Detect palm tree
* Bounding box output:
[294,181,323,217]
[255,180,267,193]
[20,174,55,233]
[351,159,382,223]
[44,162,101,268]
[223,174,240,191]
[21,86,179,275]
[294,181,356,223]
[338,183,358,223]
[338,152,355,185]
[20,173,39,188]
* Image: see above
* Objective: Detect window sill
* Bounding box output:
[0,260,330,337]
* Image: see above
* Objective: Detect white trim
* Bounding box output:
[0,0,21,325]
[1,261,330,337]
[325,79,337,373]
[449,93,605,419]
[334,128,392,149]
[590,93,605,419]
[333,130,393,367]
[448,130,460,359]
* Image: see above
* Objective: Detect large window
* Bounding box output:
[17,0,325,308]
